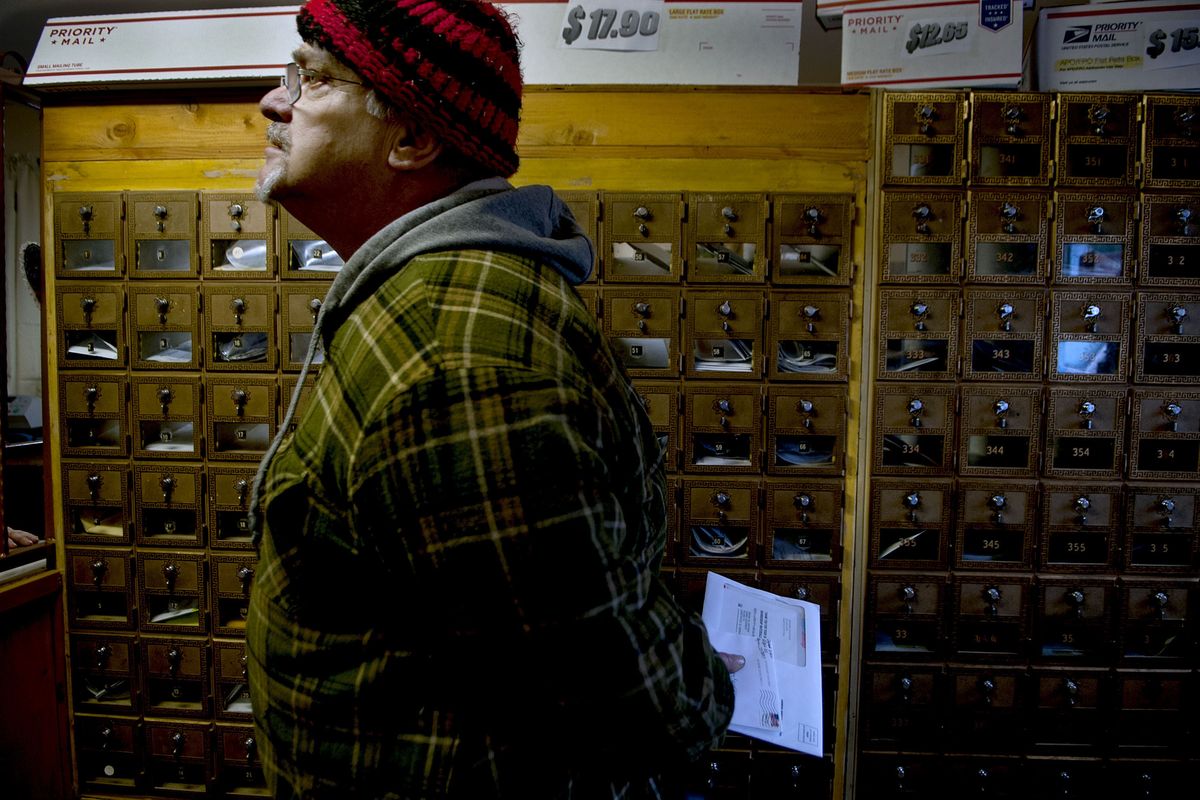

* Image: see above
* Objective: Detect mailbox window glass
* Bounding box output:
[289,333,325,367]
[139,421,196,454]
[692,433,752,467]
[1146,245,1196,280]
[979,144,1042,178]
[611,242,672,277]
[1047,532,1108,565]
[971,339,1036,374]
[693,339,754,374]
[772,529,834,562]
[135,240,190,272]
[70,507,124,538]
[689,525,750,559]
[882,434,944,469]
[1137,439,1200,474]
[1062,243,1123,278]
[67,419,122,450]
[290,239,343,272]
[213,333,269,364]
[777,340,838,375]
[694,243,756,277]
[1066,145,1127,179]
[779,244,840,279]
[876,528,940,562]
[885,339,948,373]
[1056,341,1120,376]
[66,331,120,361]
[1152,147,1200,181]
[212,239,268,271]
[142,510,198,540]
[1052,437,1116,471]
[892,144,954,178]
[888,243,952,276]
[776,435,837,468]
[966,435,1029,469]
[63,240,116,272]
[975,242,1038,276]
[145,596,201,626]
[612,337,670,371]
[138,332,193,364]
[1143,342,1200,377]
[961,529,1024,562]
[213,423,271,454]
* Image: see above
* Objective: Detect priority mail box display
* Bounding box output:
[841,0,1022,89]
[1037,0,1200,91]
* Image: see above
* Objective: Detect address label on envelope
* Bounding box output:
[841,0,1022,89]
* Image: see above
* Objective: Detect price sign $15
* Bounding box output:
[1146,26,1199,59]
[560,0,662,52]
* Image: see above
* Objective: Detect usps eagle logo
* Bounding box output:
[1063,26,1091,44]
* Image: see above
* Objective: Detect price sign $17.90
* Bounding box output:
[559,0,663,52]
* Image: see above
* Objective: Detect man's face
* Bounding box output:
[255,44,393,207]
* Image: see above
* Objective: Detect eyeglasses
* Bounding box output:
[281,62,366,105]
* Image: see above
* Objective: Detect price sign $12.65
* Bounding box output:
[559,0,663,52]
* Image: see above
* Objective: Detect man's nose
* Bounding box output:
[260,85,293,122]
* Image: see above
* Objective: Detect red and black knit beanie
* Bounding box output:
[297,0,522,177]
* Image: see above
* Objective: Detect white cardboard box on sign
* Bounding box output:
[1036,0,1200,91]
[841,0,1023,89]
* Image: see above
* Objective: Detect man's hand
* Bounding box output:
[718,652,745,674]
[6,527,38,548]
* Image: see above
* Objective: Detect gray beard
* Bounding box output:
[255,122,291,201]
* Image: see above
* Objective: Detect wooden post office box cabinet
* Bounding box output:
[280,283,330,372]
[682,383,761,474]
[54,192,124,278]
[215,723,269,797]
[130,375,202,461]
[71,631,138,714]
[1112,671,1192,754]
[1108,760,1195,800]
[758,574,841,658]
[200,191,276,278]
[762,478,843,570]
[143,719,213,795]
[140,635,210,718]
[767,291,850,382]
[766,386,846,477]
[684,289,764,379]
[1055,94,1139,188]
[56,283,126,369]
[213,639,253,721]
[1029,668,1110,753]
[205,376,278,461]
[1135,292,1200,384]
[966,189,1051,284]
[1038,483,1121,573]
[601,192,683,282]
[1046,292,1128,383]
[279,208,344,277]
[969,92,1053,186]
[59,373,129,458]
[951,575,1032,657]
[770,193,854,286]
[883,92,966,186]
[1130,389,1200,480]
[203,284,277,372]
[679,477,759,566]
[868,478,953,570]
[1024,756,1105,799]
[867,575,947,658]
[1044,387,1127,479]
[874,384,955,476]
[1035,577,1117,662]
[954,481,1037,571]
[1119,579,1196,662]
[631,380,679,474]
[599,286,681,378]
[946,667,1024,752]
[1139,193,1200,287]
[959,386,1041,478]
[559,190,599,283]
[877,288,959,381]
[133,463,203,548]
[211,553,257,637]
[63,461,130,546]
[67,547,136,630]
[857,752,941,799]
[136,551,206,634]
[75,714,141,792]
[1143,95,1200,190]
[207,467,258,550]
[1052,193,1136,286]
[962,289,1046,383]
[1124,487,1199,574]
[127,284,200,371]
[125,191,199,278]
[880,191,963,284]
[861,665,940,749]
[685,192,767,283]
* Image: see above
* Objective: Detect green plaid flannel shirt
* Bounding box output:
[247,248,733,798]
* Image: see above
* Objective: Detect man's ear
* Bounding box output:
[387,123,442,171]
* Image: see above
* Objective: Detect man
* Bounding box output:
[245,1,735,797]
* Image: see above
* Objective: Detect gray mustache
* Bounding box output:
[266,122,291,150]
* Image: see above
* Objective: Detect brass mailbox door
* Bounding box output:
[1044,387,1127,479]
[559,190,599,283]
[207,467,258,550]
[1130,389,1200,481]
[682,382,761,474]
[280,209,344,277]
[63,462,130,546]
[1048,291,1131,383]
[1143,95,1200,190]
[762,477,843,569]
[602,192,683,282]
[125,191,198,278]
[71,631,137,713]
[54,191,123,278]
[280,283,331,373]
[1053,192,1135,286]
[757,574,841,659]
[203,285,278,372]
[600,286,681,378]
[211,554,258,637]
[1036,578,1115,661]
[954,480,1036,570]
[770,193,854,286]
[1118,579,1195,662]
[1135,292,1200,384]
[215,722,267,792]
[766,385,846,476]
[966,190,1051,284]
[1139,193,1200,287]
[213,641,253,720]
[880,190,963,284]
[59,373,129,458]
[56,284,126,369]
[133,463,203,548]
[1030,667,1108,753]
[962,289,1045,383]
[968,92,1052,186]
[1039,482,1120,573]
[958,385,1041,478]
[67,548,135,630]
[130,375,201,460]
[686,192,767,283]
[137,551,206,634]
[684,289,764,379]
[877,288,959,381]
[868,478,952,570]
[632,380,679,474]
[143,720,212,791]
[679,477,759,566]
[1055,94,1139,188]
[861,666,939,747]
[768,291,850,382]
[140,636,209,717]
[75,714,141,790]
[884,92,966,186]
[867,575,947,657]
[874,383,955,476]
[205,376,277,461]
[1125,487,1198,574]
[201,191,275,278]
[952,576,1031,654]
[128,283,200,370]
